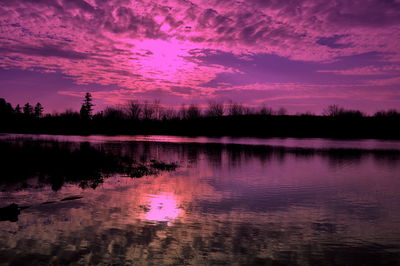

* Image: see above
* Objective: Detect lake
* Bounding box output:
[1,134,400,265]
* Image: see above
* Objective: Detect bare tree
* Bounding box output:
[162,107,178,120]
[152,99,163,120]
[323,105,364,117]
[277,107,287,116]
[179,104,188,120]
[103,106,126,120]
[126,100,142,120]
[142,101,155,120]
[243,106,255,115]
[206,101,224,117]
[323,104,344,117]
[187,104,201,119]
[259,105,273,116]
[228,101,244,116]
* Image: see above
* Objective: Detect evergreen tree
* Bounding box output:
[23,103,33,117]
[80,92,94,119]
[34,102,44,118]
[0,98,14,118]
[15,104,22,115]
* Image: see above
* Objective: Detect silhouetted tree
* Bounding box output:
[162,107,177,120]
[259,105,273,116]
[187,104,201,119]
[0,98,14,118]
[179,104,188,120]
[103,106,126,120]
[228,101,244,116]
[152,99,162,120]
[374,109,400,117]
[15,104,22,115]
[34,102,44,118]
[126,100,142,120]
[23,103,33,117]
[206,101,224,117]
[243,106,255,115]
[341,109,364,117]
[323,105,364,117]
[92,111,104,120]
[323,104,344,117]
[142,100,155,120]
[80,93,94,119]
[59,109,80,119]
[277,107,287,116]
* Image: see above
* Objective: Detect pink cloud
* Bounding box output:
[317,65,400,75]
[1,0,400,112]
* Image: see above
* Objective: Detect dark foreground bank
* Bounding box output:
[1,114,400,139]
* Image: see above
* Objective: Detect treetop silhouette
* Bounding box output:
[80,92,94,119]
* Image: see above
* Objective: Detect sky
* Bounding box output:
[0,0,400,114]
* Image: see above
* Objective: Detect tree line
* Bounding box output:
[1,93,400,139]
[0,99,44,119]
[2,93,399,121]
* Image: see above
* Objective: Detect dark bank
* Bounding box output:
[1,96,400,139]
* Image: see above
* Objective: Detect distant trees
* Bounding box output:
[23,103,33,116]
[206,101,224,117]
[228,101,244,116]
[323,104,364,117]
[187,104,201,119]
[34,103,44,118]
[277,107,287,116]
[3,95,400,126]
[58,109,80,120]
[103,107,126,120]
[142,101,155,120]
[15,104,22,115]
[127,100,142,120]
[0,98,45,119]
[323,104,344,117]
[162,107,177,120]
[80,93,94,120]
[0,98,14,118]
[374,109,400,117]
[259,105,273,116]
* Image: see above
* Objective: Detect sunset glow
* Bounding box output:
[1,0,400,113]
[144,194,181,223]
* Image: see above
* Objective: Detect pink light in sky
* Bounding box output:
[1,0,400,113]
[144,193,181,224]
[128,38,228,86]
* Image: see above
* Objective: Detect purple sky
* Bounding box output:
[1,0,400,114]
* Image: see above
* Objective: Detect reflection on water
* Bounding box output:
[3,133,400,150]
[1,134,400,265]
[144,194,181,224]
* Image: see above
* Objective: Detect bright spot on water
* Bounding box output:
[145,194,180,223]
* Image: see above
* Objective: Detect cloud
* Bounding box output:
[0,0,400,112]
[318,65,400,76]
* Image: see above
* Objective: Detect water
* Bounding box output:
[1,134,400,265]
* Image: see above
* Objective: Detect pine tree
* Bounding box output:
[15,104,22,115]
[80,92,94,119]
[23,103,33,117]
[34,102,44,118]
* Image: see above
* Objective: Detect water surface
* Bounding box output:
[1,134,400,265]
